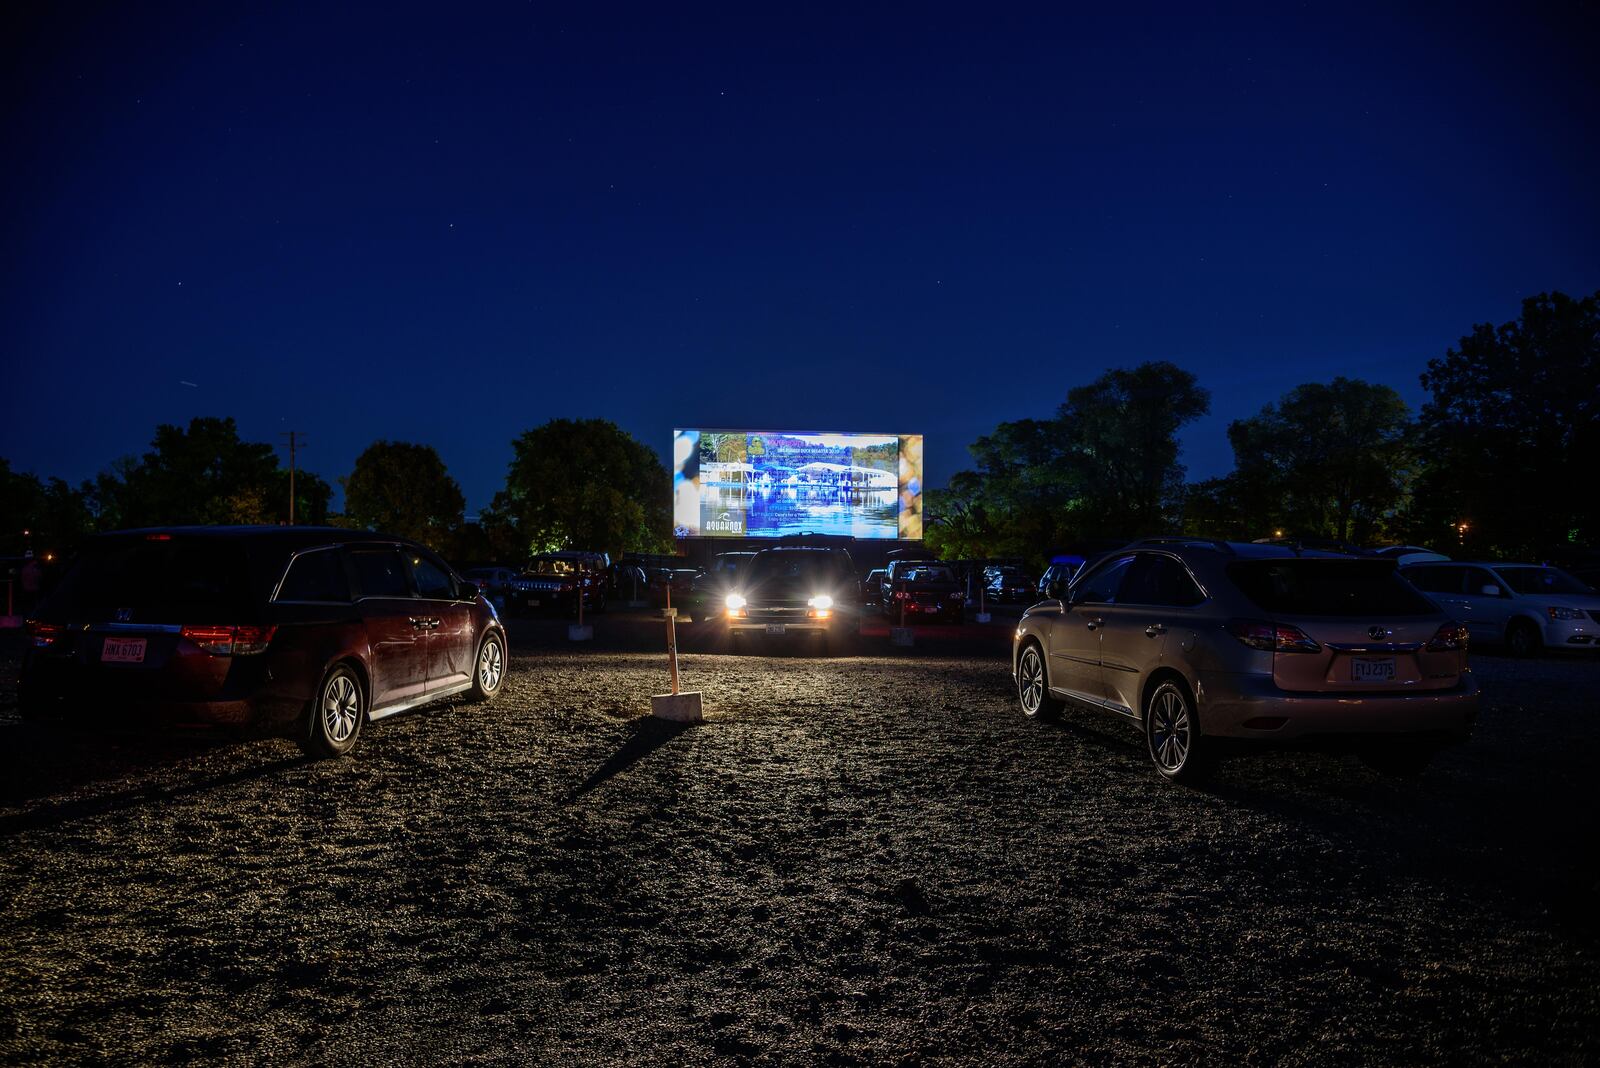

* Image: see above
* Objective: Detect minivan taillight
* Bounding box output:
[1426,621,1469,652]
[26,620,62,649]
[181,624,277,656]
[1225,618,1321,653]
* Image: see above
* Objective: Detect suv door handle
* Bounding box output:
[1085,618,1103,631]
[1145,624,1167,637]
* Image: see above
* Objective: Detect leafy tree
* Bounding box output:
[341,441,465,550]
[496,418,671,560]
[87,417,329,529]
[1409,290,1600,556]
[1058,361,1210,537]
[1222,378,1415,544]
[0,459,94,557]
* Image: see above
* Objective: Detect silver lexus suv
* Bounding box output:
[1012,539,1479,782]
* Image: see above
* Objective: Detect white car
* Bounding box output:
[1400,562,1600,656]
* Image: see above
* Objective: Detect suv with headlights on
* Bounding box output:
[1013,539,1478,782]
[720,546,861,652]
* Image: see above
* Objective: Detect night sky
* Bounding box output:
[3,3,1596,514]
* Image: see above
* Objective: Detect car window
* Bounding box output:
[409,552,456,600]
[1228,560,1435,616]
[41,536,255,619]
[1403,565,1464,594]
[349,547,412,599]
[1072,555,1136,605]
[1119,554,1205,607]
[1496,566,1592,595]
[1460,567,1502,596]
[276,547,351,603]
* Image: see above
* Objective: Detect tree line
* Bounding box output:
[925,290,1597,563]
[3,289,1595,565]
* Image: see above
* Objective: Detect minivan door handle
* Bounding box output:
[1145,624,1167,637]
[1085,617,1103,631]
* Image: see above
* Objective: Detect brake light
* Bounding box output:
[144,532,172,541]
[181,624,277,655]
[1225,618,1320,653]
[26,620,62,649]
[1426,621,1469,652]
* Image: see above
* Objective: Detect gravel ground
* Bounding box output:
[1,617,1596,1065]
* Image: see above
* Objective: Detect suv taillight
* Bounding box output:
[181,624,277,656]
[26,620,62,649]
[1225,618,1321,653]
[1426,621,1469,652]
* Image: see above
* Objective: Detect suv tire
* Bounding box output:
[1016,643,1063,721]
[1145,679,1209,783]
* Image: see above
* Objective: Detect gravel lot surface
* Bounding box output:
[1,615,1596,1065]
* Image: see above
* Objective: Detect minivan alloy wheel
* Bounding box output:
[322,674,361,744]
[478,636,503,691]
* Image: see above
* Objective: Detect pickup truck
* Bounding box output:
[880,559,965,623]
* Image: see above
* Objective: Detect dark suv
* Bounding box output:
[20,527,507,756]
[721,546,861,652]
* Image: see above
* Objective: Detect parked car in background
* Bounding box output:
[1399,561,1599,655]
[512,551,609,616]
[881,559,965,623]
[985,565,1037,604]
[687,552,756,619]
[461,566,517,610]
[648,568,702,611]
[720,546,861,652]
[20,527,506,756]
[1374,545,1451,566]
[1013,539,1478,781]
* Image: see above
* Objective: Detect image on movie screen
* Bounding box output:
[673,430,923,540]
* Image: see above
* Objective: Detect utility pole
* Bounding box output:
[281,431,304,525]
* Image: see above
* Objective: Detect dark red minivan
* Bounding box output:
[19,527,507,757]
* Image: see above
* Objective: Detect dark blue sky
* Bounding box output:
[4,3,1596,513]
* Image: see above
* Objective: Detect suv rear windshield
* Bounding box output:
[1227,559,1435,617]
[41,537,257,620]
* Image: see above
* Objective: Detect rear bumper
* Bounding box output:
[1195,670,1479,741]
[19,658,299,733]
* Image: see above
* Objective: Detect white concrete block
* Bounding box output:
[651,691,704,722]
[974,612,992,623]
[567,624,594,642]
[890,626,915,647]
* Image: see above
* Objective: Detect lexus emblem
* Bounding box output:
[114,608,133,623]
[1368,625,1391,641]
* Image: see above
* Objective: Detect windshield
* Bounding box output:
[1497,566,1593,595]
[528,558,581,576]
[1227,559,1436,617]
[747,551,844,587]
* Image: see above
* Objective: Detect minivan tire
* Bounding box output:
[1145,679,1209,783]
[306,664,364,759]
[470,631,506,702]
[1505,618,1541,658]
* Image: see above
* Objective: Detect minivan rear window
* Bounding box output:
[41,537,255,620]
[1227,560,1435,617]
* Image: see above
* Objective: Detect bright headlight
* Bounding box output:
[725,593,747,610]
[807,594,834,610]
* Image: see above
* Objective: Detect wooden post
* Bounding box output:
[652,581,700,720]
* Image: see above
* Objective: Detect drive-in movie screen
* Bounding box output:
[673,430,923,540]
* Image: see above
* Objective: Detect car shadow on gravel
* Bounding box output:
[0,723,310,834]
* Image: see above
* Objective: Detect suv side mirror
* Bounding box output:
[1479,584,1500,597]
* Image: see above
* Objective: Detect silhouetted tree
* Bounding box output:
[0,459,94,557]
[341,441,465,551]
[496,419,671,560]
[1223,378,1415,544]
[1408,290,1600,556]
[87,417,329,529]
